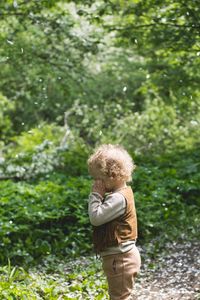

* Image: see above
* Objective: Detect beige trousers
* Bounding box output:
[102,246,141,300]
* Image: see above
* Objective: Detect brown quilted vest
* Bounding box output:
[93,186,137,253]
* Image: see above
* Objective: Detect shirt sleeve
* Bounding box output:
[88,192,126,226]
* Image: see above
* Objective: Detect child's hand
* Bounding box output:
[92,179,106,197]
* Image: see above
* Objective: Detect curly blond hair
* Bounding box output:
[87,144,135,182]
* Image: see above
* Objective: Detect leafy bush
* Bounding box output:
[65,97,200,161]
[134,147,200,249]
[0,123,89,180]
[0,176,91,264]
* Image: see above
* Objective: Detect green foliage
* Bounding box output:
[134,148,200,246]
[0,93,15,142]
[67,98,199,156]
[0,0,199,276]
[0,0,199,148]
[1,123,89,179]
[0,257,108,299]
[10,123,63,154]
[0,146,199,264]
[0,2,102,133]
[0,176,91,264]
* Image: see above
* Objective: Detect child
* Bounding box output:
[87,144,141,300]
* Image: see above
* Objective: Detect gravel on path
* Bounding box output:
[132,241,200,300]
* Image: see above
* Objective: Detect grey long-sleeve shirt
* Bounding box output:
[88,191,136,256]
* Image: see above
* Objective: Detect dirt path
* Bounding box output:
[132,241,200,300]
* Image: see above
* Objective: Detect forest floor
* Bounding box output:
[24,240,199,299]
[132,240,200,300]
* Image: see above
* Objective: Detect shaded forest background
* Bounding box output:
[0,0,199,267]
